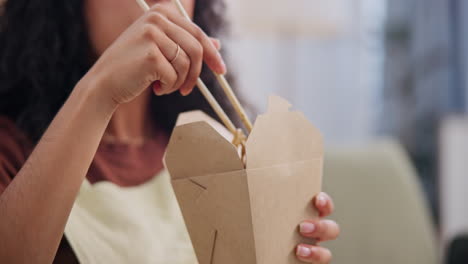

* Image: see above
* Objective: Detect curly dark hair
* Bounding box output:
[0,0,245,143]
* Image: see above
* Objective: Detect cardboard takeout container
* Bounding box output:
[164,96,324,264]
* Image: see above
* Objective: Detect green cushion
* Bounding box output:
[322,141,438,264]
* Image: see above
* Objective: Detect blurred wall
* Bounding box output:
[382,0,468,219]
[226,0,386,146]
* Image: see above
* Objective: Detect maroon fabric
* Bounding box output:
[0,115,167,263]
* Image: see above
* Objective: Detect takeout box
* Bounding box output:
[164,96,324,264]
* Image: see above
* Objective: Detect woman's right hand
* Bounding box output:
[84,4,226,105]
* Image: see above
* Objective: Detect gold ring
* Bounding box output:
[170,44,181,64]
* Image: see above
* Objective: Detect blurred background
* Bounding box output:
[224,0,468,263]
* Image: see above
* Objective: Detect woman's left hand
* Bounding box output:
[296,192,340,263]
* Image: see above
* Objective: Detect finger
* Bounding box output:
[151,5,226,74]
[152,80,163,94]
[210,37,221,50]
[149,28,190,94]
[164,24,202,95]
[144,45,177,95]
[168,45,190,94]
[296,244,332,264]
[299,220,340,242]
[313,192,334,217]
[157,18,204,95]
[144,11,200,95]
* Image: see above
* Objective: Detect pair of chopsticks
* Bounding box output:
[136,0,253,140]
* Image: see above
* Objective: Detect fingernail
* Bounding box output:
[153,84,164,96]
[213,38,221,50]
[300,222,315,234]
[317,193,327,207]
[217,53,227,74]
[180,88,190,96]
[296,245,311,257]
[220,62,227,74]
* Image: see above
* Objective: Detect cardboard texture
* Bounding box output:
[164,96,323,264]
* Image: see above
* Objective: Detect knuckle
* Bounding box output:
[141,24,157,41]
[145,48,159,62]
[146,12,165,25]
[150,4,165,13]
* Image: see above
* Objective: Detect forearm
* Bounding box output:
[0,77,117,263]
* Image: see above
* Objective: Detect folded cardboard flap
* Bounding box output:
[164,121,243,180]
[164,96,324,264]
[173,110,233,142]
[246,96,323,169]
[165,119,257,264]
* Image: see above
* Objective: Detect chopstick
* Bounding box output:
[172,0,252,132]
[171,0,253,133]
[136,0,253,134]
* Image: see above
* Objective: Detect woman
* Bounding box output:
[0,0,340,263]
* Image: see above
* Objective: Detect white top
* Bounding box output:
[64,170,198,264]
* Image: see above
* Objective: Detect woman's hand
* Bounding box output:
[296,192,340,263]
[84,4,226,105]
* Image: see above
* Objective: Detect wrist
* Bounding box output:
[74,73,119,118]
